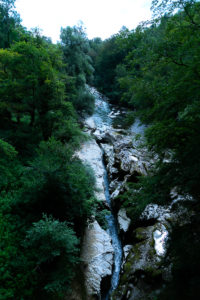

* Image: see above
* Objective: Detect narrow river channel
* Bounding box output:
[89,87,146,299]
[91,88,123,299]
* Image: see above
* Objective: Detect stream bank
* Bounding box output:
[77,88,151,299]
[75,88,195,300]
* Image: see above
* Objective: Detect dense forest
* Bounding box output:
[0,0,200,299]
[0,0,97,298]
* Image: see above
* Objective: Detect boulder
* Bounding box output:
[84,116,96,133]
[81,221,114,298]
[112,224,170,300]
[100,143,118,177]
[141,204,171,223]
[77,140,106,202]
[118,209,131,233]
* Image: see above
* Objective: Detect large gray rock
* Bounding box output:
[141,204,171,223]
[93,129,117,144]
[112,224,170,300]
[141,202,194,227]
[100,143,118,177]
[118,208,131,233]
[77,139,106,202]
[81,221,114,298]
[84,117,96,133]
[113,135,149,176]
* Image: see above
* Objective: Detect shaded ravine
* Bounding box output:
[90,87,146,298]
[90,88,123,298]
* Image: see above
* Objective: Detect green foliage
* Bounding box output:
[73,88,95,115]
[60,25,95,115]
[24,215,79,295]
[158,214,200,300]
[0,139,19,191]
[0,5,96,298]
[11,138,95,228]
[93,200,110,230]
[0,0,21,49]
[92,34,127,103]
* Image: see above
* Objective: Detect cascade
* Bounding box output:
[91,88,123,298]
[102,155,122,299]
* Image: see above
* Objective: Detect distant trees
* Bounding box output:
[0,40,66,142]
[60,25,95,115]
[0,0,21,48]
[91,33,127,103]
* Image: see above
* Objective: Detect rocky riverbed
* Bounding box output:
[74,88,195,300]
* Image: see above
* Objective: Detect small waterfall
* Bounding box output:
[102,155,122,298]
[90,88,123,299]
[88,87,148,299]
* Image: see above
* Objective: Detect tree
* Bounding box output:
[60,25,95,115]
[0,0,20,48]
[24,215,79,296]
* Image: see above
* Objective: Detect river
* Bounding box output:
[90,88,145,299]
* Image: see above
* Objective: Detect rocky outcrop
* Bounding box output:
[84,116,96,133]
[77,115,115,298]
[81,221,114,298]
[118,208,131,233]
[112,224,170,300]
[77,138,106,203]
[112,200,195,300]
[98,130,153,213]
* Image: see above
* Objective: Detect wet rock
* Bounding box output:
[118,209,131,233]
[112,133,155,177]
[153,224,169,256]
[122,245,133,268]
[112,224,170,300]
[84,116,96,133]
[141,204,171,223]
[141,202,194,227]
[92,129,104,141]
[77,139,106,202]
[100,143,118,177]
[109,179,121,193]
[81,221,114,298]
[93,126,119,143]
[112,197,195,300]
[110,182,125,202]
[110,175,130,206]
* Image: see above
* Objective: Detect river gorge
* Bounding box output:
[74,88,195,300]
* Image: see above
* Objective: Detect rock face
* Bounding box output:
[112,201,194,300]
[94,129,153,210]
[81,221,114,298]
[77,117,114,298]
[77,138,106,203]
[113,224,169,300]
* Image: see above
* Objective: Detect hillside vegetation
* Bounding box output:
[91,1,200,299]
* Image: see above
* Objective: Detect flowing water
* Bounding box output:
[90,87,146,298]
[103,160,123,298]
[91,88,123,298]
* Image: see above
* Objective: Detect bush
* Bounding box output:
[24,215,79,296]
